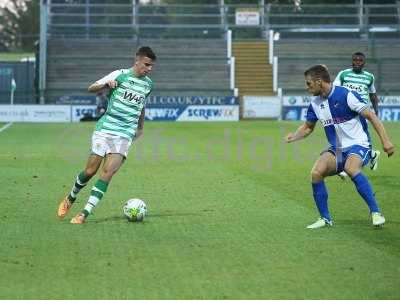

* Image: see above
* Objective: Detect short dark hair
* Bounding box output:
[136,46,156,61]
[352,52,365,58]
[304,64,331,83]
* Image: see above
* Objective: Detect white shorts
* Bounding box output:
[91,131,132,157]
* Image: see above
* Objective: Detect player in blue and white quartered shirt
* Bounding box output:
[285,65,395,229]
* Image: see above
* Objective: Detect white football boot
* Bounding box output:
[306,218,333,229]
[370,150,381,171]
[338,171,348,180]
[371,212,385,226]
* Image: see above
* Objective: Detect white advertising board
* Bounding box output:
[243,96,281,118]
[0,105,71,122]
[235,9,260,26]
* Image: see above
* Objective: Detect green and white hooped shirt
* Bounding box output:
[94,68,153,140]
[333,68,376,105]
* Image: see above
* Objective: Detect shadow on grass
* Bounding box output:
[338,218,400,227]
[150,209,213,218]
[91,210,210,223]
[338,219,374,227]
[91,215,124,223]
[337,218,400,257]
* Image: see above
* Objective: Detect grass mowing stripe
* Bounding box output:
[0,122,399,300]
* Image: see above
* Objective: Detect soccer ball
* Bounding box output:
[123,198,147,222]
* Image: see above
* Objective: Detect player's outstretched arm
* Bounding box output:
[361,109,395,157]
[285,121,315,143]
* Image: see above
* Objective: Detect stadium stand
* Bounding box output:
[37,1,400,103]
[275,38,400,95]
[46,38,231,102]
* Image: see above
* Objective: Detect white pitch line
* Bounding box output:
[0,122,13,133]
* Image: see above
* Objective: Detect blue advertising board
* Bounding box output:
[68,95,239,122]
[282,95,400,122]
[282,106,400,122]
[145,96,238,121]
[147,95,238,106]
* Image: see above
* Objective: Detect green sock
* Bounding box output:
[82,179,109,216]
[68,171,90,202]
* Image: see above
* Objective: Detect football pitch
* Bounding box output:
[1,121,399,300]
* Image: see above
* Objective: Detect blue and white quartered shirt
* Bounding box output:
[306,85,371,149]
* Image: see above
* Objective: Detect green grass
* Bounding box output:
[0,121,399,300]
[0,52,34,61]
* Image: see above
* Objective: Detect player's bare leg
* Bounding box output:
[311,152,338,181]
[307,152,337,229]
[99,153,125,182]
[71,153,125,224]
[58,154,102,218]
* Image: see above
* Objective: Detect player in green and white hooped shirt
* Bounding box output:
[57,46,156,224]
[334,52,379,114]
[334,52,381,174]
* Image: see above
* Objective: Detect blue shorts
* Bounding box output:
[324,145,371,173]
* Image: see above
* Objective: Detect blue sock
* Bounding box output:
[312,181,331,221]
[351,173,380,213]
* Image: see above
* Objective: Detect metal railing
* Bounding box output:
[45,2,400,39]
